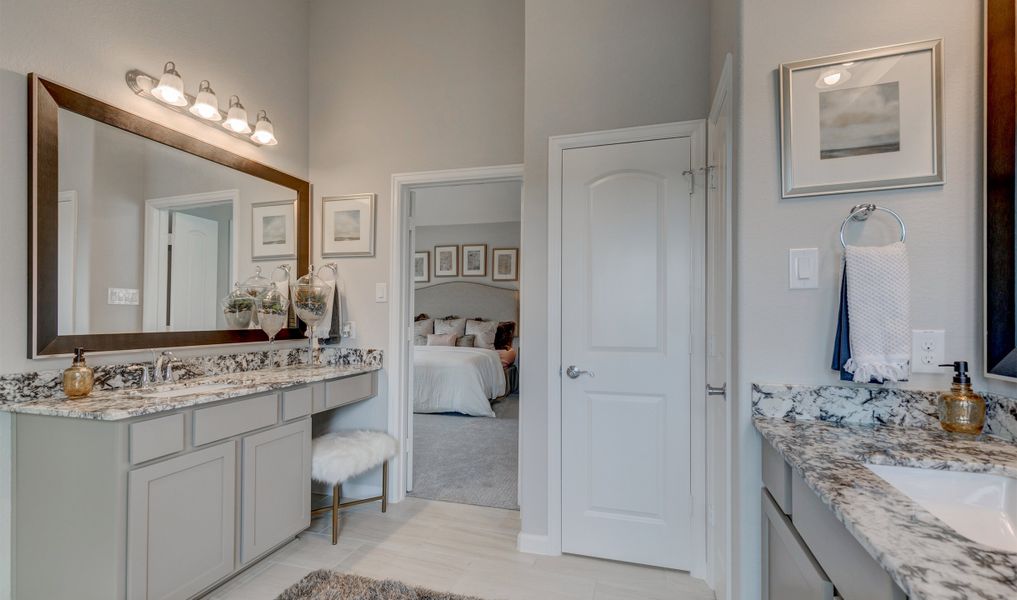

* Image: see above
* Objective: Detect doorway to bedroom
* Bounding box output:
[389,165,523,511]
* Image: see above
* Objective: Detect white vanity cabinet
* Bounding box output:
[12,371,377,600]
[761,442,906,600]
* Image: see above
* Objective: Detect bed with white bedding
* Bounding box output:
[413,346,506,417]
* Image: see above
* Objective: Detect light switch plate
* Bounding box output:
[342,321,357,339]
[788,248,819,289]
[911,329,945,373]
[107,287,140,305]
[375,283,388,303]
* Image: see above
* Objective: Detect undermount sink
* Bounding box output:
[866,463,1017,553]
[136,382,236,399]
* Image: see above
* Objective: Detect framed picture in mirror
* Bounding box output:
[252,200,297,260]
[492,248,518,281]
[322,193,376,257]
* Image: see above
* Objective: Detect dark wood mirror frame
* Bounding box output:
[28,74,310,357]
[986,0,1017,378]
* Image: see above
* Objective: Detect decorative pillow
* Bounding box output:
[427,333,458,346]
[414,313,430,321]
[495,321,516,350]
[456,334,476,347]
[413,319,434,345]
[466,319,499,350]
[434,317,467,337]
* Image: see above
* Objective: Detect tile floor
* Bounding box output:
[205,497,715,600]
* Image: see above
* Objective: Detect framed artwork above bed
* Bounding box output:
[434,245,459,277]
[492,248,518,281]
[462,244,487,277]
[413,251,430,283]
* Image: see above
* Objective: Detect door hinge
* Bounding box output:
[166,233,175,245]
[682,169,695,195]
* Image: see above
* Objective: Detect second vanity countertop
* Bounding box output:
[0,363,381,421]
[755,416,1017,600]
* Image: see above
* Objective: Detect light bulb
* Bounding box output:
[151,61,187,107]
[222,95,251,133]
[250,110,278,145]
[816,68,851,89]
[823,72,841,86]
[189,80,221,121]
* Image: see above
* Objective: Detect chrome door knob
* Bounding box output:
[565,366,594,379]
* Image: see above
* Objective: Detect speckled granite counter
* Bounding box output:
[0,363,380,421]
[755,416,1017,600]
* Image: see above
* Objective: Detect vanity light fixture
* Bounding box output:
[189,80,221,121]
[150,61,187,106]
[251,110,278,145]
[125,62,277,146]
[223,95,252,134]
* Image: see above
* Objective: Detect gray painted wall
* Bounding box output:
[414,222,520,291]
[519,0,711,545]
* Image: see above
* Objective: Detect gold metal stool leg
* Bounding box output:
[331,483,341,545]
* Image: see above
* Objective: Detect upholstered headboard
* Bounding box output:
[415,281,519,325]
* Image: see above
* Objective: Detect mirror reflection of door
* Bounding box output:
[169,211,224,331]
[57,190,80,335]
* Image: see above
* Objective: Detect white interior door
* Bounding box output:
[561,137,694,569]
[707,77,733,599]
[170,212,219,330]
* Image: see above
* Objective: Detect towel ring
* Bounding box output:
[839,203,906,249]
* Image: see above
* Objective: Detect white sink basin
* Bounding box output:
[866,463,1017,553]
[138,383,236,399]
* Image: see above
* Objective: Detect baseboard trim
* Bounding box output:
[517,532,558,555]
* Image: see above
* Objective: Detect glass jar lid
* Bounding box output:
[240,266,272,300]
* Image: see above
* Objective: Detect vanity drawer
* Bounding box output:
[130,413,185,464]
[317,373,376,412]
[282,387,313,421]
[193,394,279,446]
[763,441,793,514]
[763,489,834,600]
[791,472,906,600]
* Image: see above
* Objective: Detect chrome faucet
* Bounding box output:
[154,351,182,384]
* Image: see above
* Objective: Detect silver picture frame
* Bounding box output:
[321,193,377,258]
[251,199,298,260]
[779,39,944,198]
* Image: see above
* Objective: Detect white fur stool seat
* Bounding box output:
[310,430,398,544]
[311,430,398,485]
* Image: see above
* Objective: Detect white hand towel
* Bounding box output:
[843,242,911,383]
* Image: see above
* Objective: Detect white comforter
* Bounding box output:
[413,346,505,417]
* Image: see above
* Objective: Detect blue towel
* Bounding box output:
[831,268,854,381]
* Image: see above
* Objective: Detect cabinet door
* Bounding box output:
[762,490,835,600]
[241,418,311,563]
[127,441,236,600]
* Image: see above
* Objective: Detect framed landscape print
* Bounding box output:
[779,39,943,197]
[322,193,376,257]
[434,245,459,277]
[252,200,297,260]
[413,251,430,283]
[461,244,487,277]
[492,248,518,281]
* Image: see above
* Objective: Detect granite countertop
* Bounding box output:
[755,416,1017,600]
[0,363,381,421]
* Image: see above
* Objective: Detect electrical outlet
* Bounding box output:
[911,330,945,374]
[342,321,356,339]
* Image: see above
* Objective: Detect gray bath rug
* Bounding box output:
[409,395,518,510]
[275,570,484,600]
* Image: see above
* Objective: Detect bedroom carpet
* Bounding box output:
[410,395,518,510]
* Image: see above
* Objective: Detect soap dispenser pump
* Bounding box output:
[937,361,985,434]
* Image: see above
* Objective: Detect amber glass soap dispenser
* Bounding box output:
[63,347,94,399]
[937,361,985,434]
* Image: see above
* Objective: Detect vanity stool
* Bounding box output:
[311,430,398,544]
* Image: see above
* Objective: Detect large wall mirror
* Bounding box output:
[29,75,310,357]
[987,0,1017,378]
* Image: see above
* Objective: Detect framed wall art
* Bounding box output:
[434,245,459,277]
[491,248,518,281]
[413,251,430,283]
[252,199,297,260]
[461,244,487,277]
[779,39,943,197]
[322,193,376,257]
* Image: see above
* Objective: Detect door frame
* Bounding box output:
[707,53,734,599]
[546,120,708,578]
[388,164,524,502]
[142,189,240,332]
